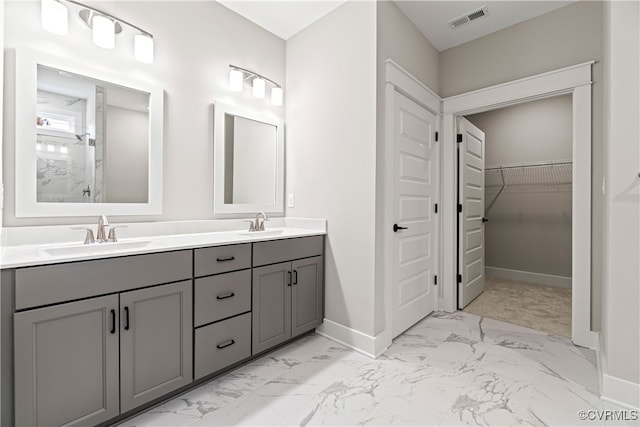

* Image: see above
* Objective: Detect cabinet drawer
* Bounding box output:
[194,270,251,327]
[253,236,323,267]
[194,244,251,277]
[194,313,251,379]
[15,250,192,310]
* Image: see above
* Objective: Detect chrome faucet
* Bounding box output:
[96,215,110,242]
[244,212,269,232]
[255,212,268,231]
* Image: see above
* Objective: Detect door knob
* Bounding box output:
[393,224,408,232]
[482,217,489,223]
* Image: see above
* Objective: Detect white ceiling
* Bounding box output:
[217,1,575,50]
[394,1,575,52]
[216,1,347,40]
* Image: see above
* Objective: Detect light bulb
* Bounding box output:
[92,14,115,49]
[41,0,68,35]
[47,144,55,152]
[36,143,43,151]
[134,33,154,64]
[252,78,265,99]
[230,69,244,92]
[60,146,68,154]
[271,87,283,106]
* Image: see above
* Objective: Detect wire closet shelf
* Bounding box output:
[485,160,573,212]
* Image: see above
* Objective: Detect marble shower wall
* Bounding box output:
[36,89,97,203]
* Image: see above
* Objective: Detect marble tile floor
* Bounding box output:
[118,312,635,427]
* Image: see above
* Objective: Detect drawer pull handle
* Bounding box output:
[217,339,235,349]
[110,309,116,334]
[287,271,292,287]
[124,306,130,331]
[293,269,298,285]
[216,292,235,300]
[216,256,235,262]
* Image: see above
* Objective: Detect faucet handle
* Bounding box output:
[244,220,256,232]
[107,225,128,243]
[71,227,96,244]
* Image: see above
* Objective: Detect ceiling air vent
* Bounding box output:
[448,6,489,30]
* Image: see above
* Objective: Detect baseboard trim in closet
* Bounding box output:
[485,266,571,289]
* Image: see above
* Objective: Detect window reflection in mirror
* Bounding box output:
[36,65,150,203]
[223,114,278,205]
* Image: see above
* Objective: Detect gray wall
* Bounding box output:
[467,95,572,279]
[375,0,440,335]
[286,1,378,336]
[440,0,603,329]
[3,1,285,226]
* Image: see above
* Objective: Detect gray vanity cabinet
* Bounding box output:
[291,256,323,337]
[252,262,293,354]
[14,295,120,427]
[252,236,324,355]
[120,281,193,413]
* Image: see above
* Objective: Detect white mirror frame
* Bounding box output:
[14,47,164,217]
[213,101,284,217]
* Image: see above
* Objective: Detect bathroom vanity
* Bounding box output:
[0,227,325,426]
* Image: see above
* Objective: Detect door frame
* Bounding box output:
[441,61,597,349]
[379,59,442,355]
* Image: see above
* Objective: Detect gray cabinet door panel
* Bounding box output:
[15,250,192,310]
[253,236,323,267]
[194,313,251,379]
[120,281,193,413]
[292,256,324,337]
[252,262,291,354]
[14,295,120,427]
[194,270,251,327]
[194,244,251,277]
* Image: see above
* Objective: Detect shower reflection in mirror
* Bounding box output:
[35,64,150,203]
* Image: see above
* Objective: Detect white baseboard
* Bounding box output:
[598,332,640,409]
[602,374,640,410]
[485,266,572,289]
[316,319,388,359]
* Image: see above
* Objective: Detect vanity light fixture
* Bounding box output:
[40,0,154,63]
[252,78,266,99]
[41,0,69,35]
[228,65,283,106]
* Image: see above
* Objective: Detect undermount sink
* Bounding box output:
[237,229,284,238]
[41,240,155,257]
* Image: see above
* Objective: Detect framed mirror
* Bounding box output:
[213,101,284,217]
[15,47,163,217]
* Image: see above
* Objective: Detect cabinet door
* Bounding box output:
[291,256,324,337]
[120,281,193,413]
[14,295,120,427]
[252,262,291,354]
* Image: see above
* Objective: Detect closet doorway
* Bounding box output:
[457,96,573,337]
[442,61,595,348]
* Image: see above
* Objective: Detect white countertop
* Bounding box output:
[1,218,326,269]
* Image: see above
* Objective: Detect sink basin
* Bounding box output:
[41,240,155,257]
[237,230,285,238]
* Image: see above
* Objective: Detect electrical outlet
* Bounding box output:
[287,193,295,208]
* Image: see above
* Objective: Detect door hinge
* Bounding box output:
[435,131,439,142]
[434,275,438,285]
[458,204,462,213]
[456,134,463,143]
[457,274,462,283]
[434,203,438,214]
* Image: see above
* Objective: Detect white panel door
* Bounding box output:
[392,91,438,338]
[458,117,486,308]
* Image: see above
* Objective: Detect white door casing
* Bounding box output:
[391,90,438,338]
[457,118,486,308]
